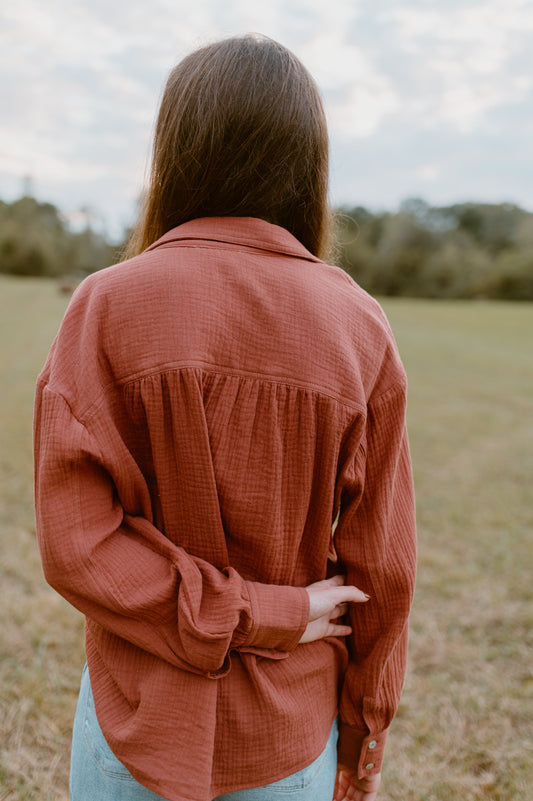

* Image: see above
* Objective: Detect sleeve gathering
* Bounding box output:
[33,382,309,678]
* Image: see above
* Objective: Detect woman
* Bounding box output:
[34,34,416,801]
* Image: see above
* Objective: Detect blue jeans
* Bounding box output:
[70,664,338,801]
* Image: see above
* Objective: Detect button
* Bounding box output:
[368,740,377,749]
[365,763,374,770]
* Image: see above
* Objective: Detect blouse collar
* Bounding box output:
[146,217,322,264]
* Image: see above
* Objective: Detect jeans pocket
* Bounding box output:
[265,747,329,791]
[82,672,134,780]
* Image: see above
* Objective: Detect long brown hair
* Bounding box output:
[124,34,332,261]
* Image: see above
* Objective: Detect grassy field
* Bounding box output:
[0,275,532,801]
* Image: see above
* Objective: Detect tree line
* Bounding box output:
[336,199,533,300]
[0,196,119,281]
[1,194,532,300]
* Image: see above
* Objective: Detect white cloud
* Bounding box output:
[298,31,371,89]
[379,0,533,132]
[296,29,402,138]
[415,163,441,182]
[328,80,401,139]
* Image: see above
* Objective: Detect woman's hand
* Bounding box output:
[334,765,381,801]
[299,575,369,644]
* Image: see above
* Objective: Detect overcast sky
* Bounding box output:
[1,0,532,238]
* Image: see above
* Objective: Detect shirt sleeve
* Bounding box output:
[34,381,309,678]
[334,382,417,779]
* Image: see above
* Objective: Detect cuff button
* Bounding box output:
[365,763,375,770]
[368,740,377,749]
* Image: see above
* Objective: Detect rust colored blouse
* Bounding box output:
[34,217,416,801]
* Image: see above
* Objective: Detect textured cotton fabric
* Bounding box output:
[34,217,416,801]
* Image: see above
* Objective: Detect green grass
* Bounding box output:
[382,299,533,801]
[1,277,532,800]
[0,277,84,801]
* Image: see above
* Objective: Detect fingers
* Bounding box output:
[306,575,345,590]
[306,575,370,601]
[326,574,345,587]
[314,585,370,613]
[299,614,352,644]
[326,622,352,638]
[306,575,370,604]
[306,578,370,624]
[335,585,370,603]
[324,576,369,600]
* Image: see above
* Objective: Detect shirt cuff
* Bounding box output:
[337,720,389,780]
[239,581,309,653]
